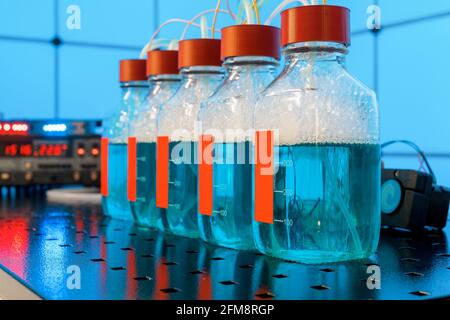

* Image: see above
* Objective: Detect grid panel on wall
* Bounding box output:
[0,0,155,120]
[0,0,449,185]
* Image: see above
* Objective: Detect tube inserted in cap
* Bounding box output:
[179,39,222,69]
[281,5,351,47]
[119,59,147,82]
[146,50,179,76]
[221,24,281,61]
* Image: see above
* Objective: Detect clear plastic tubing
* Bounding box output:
[129,50,181,229]
[198,25,281,250]
[102,59,148,221]
[253,5,381,263]
[158,39,225,238]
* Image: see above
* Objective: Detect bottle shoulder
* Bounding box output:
[159,80,221,123]
[200,72,275,116]
[255,66,379,145]
[261,65,377,103]
[157,81,223,140]
[129,93,168,142]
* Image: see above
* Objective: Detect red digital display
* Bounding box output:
[1,141,70,157]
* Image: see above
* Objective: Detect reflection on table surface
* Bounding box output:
[0,193,449,300]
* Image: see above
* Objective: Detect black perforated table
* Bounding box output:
[0,194,449,300]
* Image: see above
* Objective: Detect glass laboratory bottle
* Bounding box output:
[102,59,148,221]
[129,50,180,228]
[158,39,225,238]
[253,5,381,263]
[198,25,280,250]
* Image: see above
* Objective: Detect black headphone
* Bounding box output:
[381,141,449,231]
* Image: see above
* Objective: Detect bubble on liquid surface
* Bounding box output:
[199,98,254,143]
[199,70,270,144]
[158,76,222,142]
[255,66,379,146]
[106,85,149,144]
[109,109,133,144]
[132,99,159,143]
[132,83,179,143]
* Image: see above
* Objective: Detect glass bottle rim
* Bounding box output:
[149,74,181,82]
[180,65,225,75]
[120,80,148,88]
[283,42,349,56]
[223,55,279,67]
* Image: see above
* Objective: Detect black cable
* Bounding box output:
[381,140,436,183]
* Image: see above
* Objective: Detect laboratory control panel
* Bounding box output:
[0,120,101,186]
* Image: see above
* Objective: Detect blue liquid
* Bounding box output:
[101,198,109,216]
[198,142,254,250]
[253,143,381,264]
[102,143,133,221]
[161,141,199,238]
[130,142,161,228]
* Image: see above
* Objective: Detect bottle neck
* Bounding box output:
[180,66,224,79]
[120,80,148,95]
[223,56,279,76]
[283,42,348,67]
[178,66,225,92]
[149,74,181,96]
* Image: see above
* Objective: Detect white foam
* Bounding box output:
[254,67,379,146]
[158,75,224,142]
[131,101,159,143]
[108,109,132,144]
[198,69,274,143]
[133,84,179,142]
[106,87,148,144]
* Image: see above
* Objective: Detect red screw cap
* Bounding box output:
[146,50,179,76]
[119,59,147,82]
[281,5,351,47]
[179,39,222,69]
[221,24,281,61]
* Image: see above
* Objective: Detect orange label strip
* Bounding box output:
[255,130,274,224]
[127,137,137,202]
[100,137,109,196]
[156,136,169,209]
[198,135,214,216]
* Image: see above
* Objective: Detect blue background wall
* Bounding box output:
[0,0,449,186]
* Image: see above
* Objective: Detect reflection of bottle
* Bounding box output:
[102,60,148,221]
[255,258,381,300]
[198,25,280,250]
[129,51,180,228]
[131,228,164,299]
[158,39,224,238]
[102,219,130,299]
[254,6,381,263]
[164,235,202,299]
